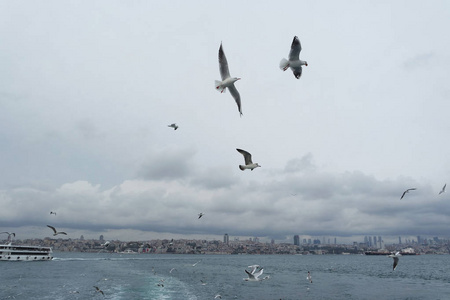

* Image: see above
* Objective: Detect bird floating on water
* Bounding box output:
[168,123,178,130]
[215,42,242,116]
[236,148,261,171]
[439,184,446,195]
[280,36,308,79]
[47,225,67,236]
[400,188,416,199]
[388,251,402,270]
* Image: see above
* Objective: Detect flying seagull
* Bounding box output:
[50,211,56,215]
[307,271,312,283]
[244,266,269,281]
[280,36,308,79]
[47,225,67,236]
[168,123,178,130]
[215,42,242,116]
[93,286,104,296]
[192,260,201,267]
[388,251,402,270]
[400,188,416,199]
[0,232,15,241]
[198,213,204,219]
[439,184,446,195]
[236,148,261,171]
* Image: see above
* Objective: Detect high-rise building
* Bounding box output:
[417,235,421,244]
[369,236,373,247]
[398,236,402,244]
[373,236,377,248]
[99,235,104,241]
[378,236,382,248]
[224,233,229,244]
[294,235,300,246]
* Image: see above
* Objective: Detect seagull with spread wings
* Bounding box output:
[215,42,242,116]
[280,36,308,79]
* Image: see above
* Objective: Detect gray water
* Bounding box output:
[1,253,449,299]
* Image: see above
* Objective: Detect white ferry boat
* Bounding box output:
[0,243,53,261]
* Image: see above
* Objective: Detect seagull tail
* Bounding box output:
[215,80,225,92]
[239,165,245,171]
[279,58,289,71]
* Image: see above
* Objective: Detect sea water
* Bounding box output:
[1,253,449,299]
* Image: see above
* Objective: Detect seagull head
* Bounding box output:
[233,77,241,83]
[304,62,308,66]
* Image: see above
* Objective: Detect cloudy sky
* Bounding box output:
[1,1,450,244]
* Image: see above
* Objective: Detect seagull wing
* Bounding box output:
[228,84,242,116]
[245,269,255,279]
[218,43,230,80]
[289,36,301,61]
[59,232,67,235]
[236,149,253,165]
[47,225,57,234]
[253,268,264,279]
[393,256,399,270]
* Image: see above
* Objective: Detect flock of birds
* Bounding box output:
[167,36,305,222]
[2,35,444,297]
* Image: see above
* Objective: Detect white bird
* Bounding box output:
[280,36,308,79]
[307,271,312,283]
[0,232,15,241]
[214,295,222,299]
[400,188,416,199]
[47,225,67,236]
[244,266,269,281]
[192,260,201,267]
[215,42,242,116]
[388,251,402,270]
[439,183,446,195]
[236,148,261,171]
[169,268,176,273]
[168,123,178,130]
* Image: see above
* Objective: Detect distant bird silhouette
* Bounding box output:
[198,213,204,219]
[400,188,416,199]
[439,184,446,195]
[93,286,104,296]
[50,211,56,215]
[47,225,67,236]
[192,260,201,267]
[168,123,178,130]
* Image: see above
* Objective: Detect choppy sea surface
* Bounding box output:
[1,252,449,299]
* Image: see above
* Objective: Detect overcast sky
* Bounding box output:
[1,1,450,244]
